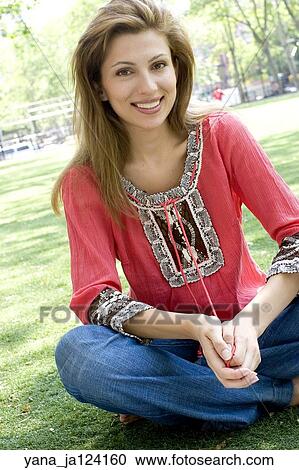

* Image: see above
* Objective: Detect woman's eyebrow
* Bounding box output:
[111,53,168,68]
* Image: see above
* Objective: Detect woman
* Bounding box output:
[52,0,299,430]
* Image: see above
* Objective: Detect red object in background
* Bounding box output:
[213,88,224,101]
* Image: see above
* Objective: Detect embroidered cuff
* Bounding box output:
[88,287,154,344]
[266,232,299,282]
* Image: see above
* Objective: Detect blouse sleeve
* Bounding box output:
[266,232,299,281]
[62,165,153,344]
[213,112,299,280]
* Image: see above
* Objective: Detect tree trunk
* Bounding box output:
[233,0,283,94]
[257,55,267,97]
[239,62,249,101]
[229,46,247,102]
[222,13,247,102]
[263,41,284,94]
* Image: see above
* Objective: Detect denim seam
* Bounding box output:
[273,379,293,408]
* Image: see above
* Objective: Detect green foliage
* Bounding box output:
[0,1,23,16]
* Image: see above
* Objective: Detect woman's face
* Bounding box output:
[100,29,178,131]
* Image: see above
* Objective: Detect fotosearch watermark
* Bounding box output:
[39,306,81,324]
[39,302,272,325]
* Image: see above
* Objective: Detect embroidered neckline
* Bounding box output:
[120,123,202,208]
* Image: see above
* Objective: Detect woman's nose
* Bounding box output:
[136,71,159,94]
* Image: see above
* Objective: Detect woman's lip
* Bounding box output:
[131,97,164,106]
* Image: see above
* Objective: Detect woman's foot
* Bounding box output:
[119,413,142,425]
[290,376,299,406]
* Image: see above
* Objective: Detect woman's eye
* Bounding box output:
[116,69,131,77]
[154,61,167,70]
[116,62,167,77]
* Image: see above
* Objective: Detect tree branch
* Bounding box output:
[232,0,262,42]
[250,0,263,31]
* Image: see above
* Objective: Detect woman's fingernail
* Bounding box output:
[250,376,259,384]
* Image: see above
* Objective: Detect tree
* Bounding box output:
[189,0,255,101]
[190,0,299,97]
[220,1,248,101]
[231,0,283,93]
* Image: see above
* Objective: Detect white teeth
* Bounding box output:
[135,99,161,109]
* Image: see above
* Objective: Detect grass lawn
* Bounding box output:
[0,124,298,450]
[234,91,299,110]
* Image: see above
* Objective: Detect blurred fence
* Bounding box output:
[0,96,73,160]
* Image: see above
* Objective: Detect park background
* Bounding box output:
[0,0,299,450]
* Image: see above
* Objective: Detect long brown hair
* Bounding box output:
[51,0,222,228]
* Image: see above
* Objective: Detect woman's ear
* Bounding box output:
[100,90,108,101]
[93,82,108,101]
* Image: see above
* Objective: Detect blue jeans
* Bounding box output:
[54,297,299,431]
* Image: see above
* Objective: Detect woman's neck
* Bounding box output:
[127,122,186,166]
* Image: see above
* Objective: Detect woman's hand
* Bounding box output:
[192,314,259,389]
[221,317,261,371]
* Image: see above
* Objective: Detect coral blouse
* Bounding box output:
[61,112,299,343]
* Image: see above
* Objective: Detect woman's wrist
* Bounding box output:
[123,309,208,340]
[184,313,219,341]
[232,311,260,337]
[236,273,299,338]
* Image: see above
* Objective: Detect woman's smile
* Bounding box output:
[131,96,164,114]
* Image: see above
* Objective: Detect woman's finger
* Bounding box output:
[229,333,247,367]
[202,339,257,382]
[221,321,235,367]
[214,370,259,389]
[206,323,234,362]
[222,321,235,348]
[241,339,261,372]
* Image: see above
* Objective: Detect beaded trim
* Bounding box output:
[89,287,153,344]
[120,121,224,287]
[266,233,299,282]
[138,193,224,287]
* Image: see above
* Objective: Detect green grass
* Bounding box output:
[0,126,298,450]
[234,91,299,110]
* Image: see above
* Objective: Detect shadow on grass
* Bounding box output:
[2,218,65,268]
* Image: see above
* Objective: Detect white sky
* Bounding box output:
[22,0,76,29]
[22,0,190,29]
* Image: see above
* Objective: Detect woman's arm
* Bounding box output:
[123,308,259,388]
[235,272,299,337]
[213,113,299,372]
[62,166,155,344]
[123,308,198,339]
[221,272,299,372]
